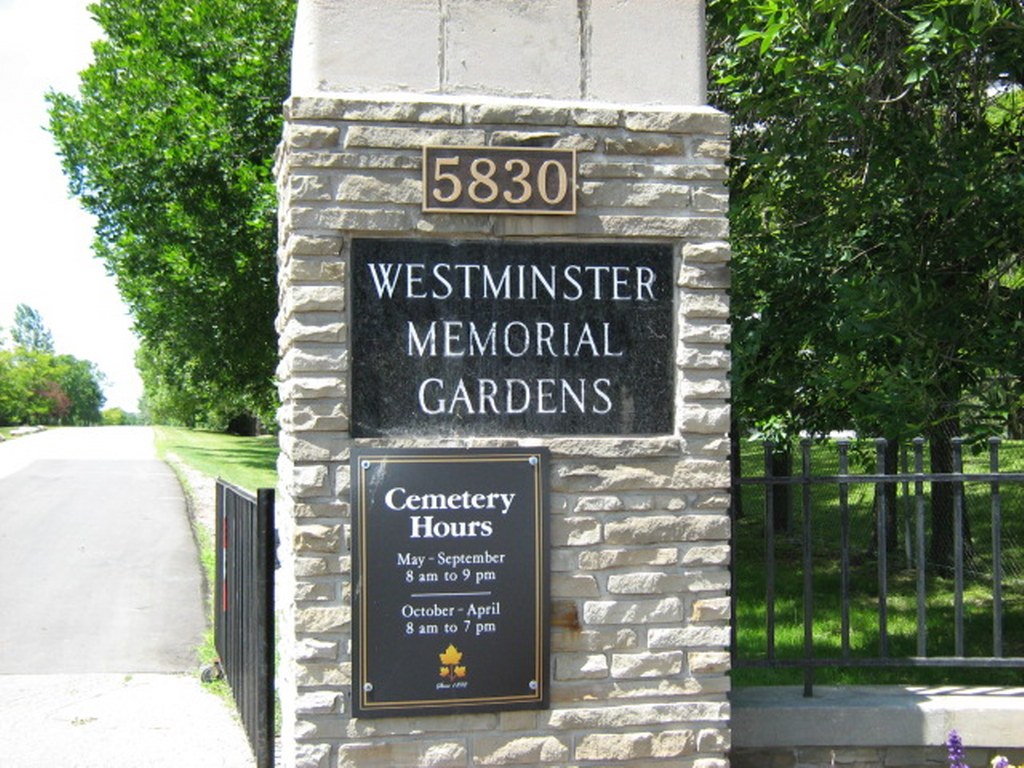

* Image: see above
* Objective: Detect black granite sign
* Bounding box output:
[351,447,549,717]
[351,239,674,436]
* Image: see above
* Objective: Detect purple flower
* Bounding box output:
[992,758,1011,768]
[947,731,968,768]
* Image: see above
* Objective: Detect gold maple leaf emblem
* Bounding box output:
[438,645,468,682]
[439,644,463,666]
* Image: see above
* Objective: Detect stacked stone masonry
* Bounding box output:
[275,94,731,768]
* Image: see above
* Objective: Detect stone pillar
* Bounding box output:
[275,2,730,767]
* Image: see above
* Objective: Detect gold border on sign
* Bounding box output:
[355,451,547,712]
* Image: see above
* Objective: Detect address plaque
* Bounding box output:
[422,146,576,215]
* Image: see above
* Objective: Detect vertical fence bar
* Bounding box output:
[837,440,851,659]
[255,488,275,768]
[876,439,889,658]
[901,445,912,568]
[213,480,275,768]
[952,438,965,658]
[990,438,1003,658]
[801,439,814,697]
[764,442,776,662]
[914,438,927,658]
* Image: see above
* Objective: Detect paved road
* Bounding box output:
[0,426,256,767]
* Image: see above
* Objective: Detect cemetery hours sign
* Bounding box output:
[351,448,549,717]
[351,239,675,436]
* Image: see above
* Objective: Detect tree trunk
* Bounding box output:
[771,445,792,534]
[872,439,899,556]
[929,421,971,572]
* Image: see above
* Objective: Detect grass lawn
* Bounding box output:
[153,425,278,492]
[733,437,1024,687]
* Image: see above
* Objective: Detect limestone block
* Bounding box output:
[294,523,341,554]
[688,651,730,674]
[279,346,348,376]
[288,173,334,202]
[289,285,346,313]
[296,690,341,714]
[682,546,731,567]
[551,627,638,652]
[682,292,730,319]
[692,138,731,160]
[465,101,570,126]
[697,727,731,752]
[335,740,468,768]
[284,256,346,284]
[344,125,486,150]
[551,573,600,598]
[553,653,609,681]
[335,174,421,204]
[677,346,730,372]
[587,0,705,105]
[294,743,331,768]
[610,651,684,679]
[473,734,570,765]
[604,135,687,156]
[583,597,683,625]
[550,516,602,546]
[677,262,730,290]
[286,124,341,150]
[294,581,336,602]
[497,711,538,732]
[295,605,350,633]
[278,376,346,404]
[331,99,463,124]
[624,109,729,136]
[680,403,731,435]
[680,321,731,346]
[547,701,727,729]
[570,495,622,513]
[295,637,339,661]
[571,106,621,127]
[574,731,653,761]
[603,514,730,545]
[445,0,580,100]
[581,180,692,209]
[578,548,679,570]
[682,241,732,264]
[648,626,730,649]
[607,572,686,595]
[296,662,350,687]
[283,463,328,497]
[291,0,440,94]
[692,597,731,622]
[693,188,730,213]
[654,729,698,758]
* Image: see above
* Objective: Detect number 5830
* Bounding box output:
[422,146,576,215]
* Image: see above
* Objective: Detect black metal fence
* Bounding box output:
[730,437,1024,696]
[215,480,276,767]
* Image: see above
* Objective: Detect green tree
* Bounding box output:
[11,304,55,353]
[47,0,295,430]
[709,0,1024,562]
[54,355,107,425]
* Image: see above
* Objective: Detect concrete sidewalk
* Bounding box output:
[0,428,258,767]
[0,673,256,767]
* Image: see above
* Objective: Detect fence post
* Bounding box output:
[800,439,813,697]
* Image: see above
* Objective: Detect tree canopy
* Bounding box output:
[48,0,295,429]
[708,0,1024,443]
[0,306,106,426]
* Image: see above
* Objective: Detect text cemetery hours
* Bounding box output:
[351,239,674,436]
[351,448,549,717]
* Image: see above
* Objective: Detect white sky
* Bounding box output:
[0,0,143,411]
